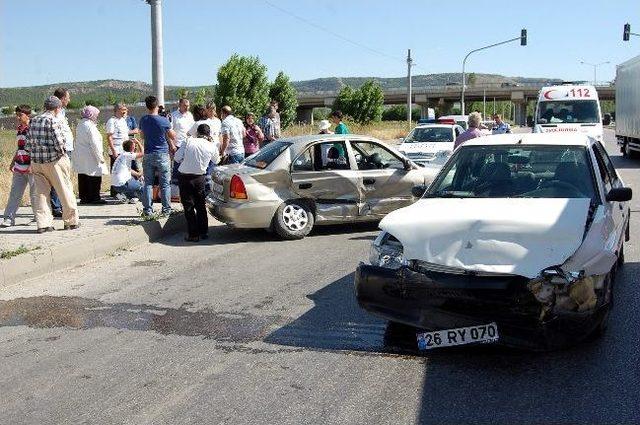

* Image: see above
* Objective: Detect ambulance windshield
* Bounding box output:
[536,100,600,124]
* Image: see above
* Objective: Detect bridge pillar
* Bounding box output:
[296,107,314,124]
[513,101,527,126]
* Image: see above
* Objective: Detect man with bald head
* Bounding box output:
[27,96,80,232]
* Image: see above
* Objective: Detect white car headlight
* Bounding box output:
[369,232,407,269]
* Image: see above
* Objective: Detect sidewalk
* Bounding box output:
[0,199,186,287]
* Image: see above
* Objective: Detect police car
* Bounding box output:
[533,84,603,142]
[397,123,464,168]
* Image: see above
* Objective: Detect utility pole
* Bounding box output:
[147,0,165,105]
[407,49,413,127]
[483,88,486,119]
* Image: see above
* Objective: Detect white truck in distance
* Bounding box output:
[615,55,640,158]
[533,84,603,142]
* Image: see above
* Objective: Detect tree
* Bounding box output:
[269,71,298,129]
[177,88,190,100]
[1,106,14,115]
[214,54,270,118]
[349,80,384,124]
[332,86,354,116]
[382,105,420,121]
[194,88,209,105]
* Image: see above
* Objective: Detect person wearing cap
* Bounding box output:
[318,120,333,134]
[26,96,80,232]
[74,105,107,204]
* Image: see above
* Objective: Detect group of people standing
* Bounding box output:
[1,89,286,242]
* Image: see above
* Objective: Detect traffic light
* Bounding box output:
[624,23,631,41]
[521,29,527,46]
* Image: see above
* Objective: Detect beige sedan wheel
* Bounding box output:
[273,201,314,240]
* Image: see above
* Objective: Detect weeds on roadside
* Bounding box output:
[0,245,40,260]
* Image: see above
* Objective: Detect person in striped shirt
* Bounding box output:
[1,105,37,227]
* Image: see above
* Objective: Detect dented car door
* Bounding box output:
[349,140,421,217]
[290,140,363,222]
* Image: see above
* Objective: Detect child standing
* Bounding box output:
[1,105,37,227]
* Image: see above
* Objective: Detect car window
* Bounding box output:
[404,127,454,143]
[427,145,598,202]
[292,147,313,172]
[594,142,619,183]
[244,141,291,169]
[350,141,405,170]
[312,141,350,171]
[591,145,611,189]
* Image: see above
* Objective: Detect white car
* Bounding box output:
[397,124,464,168]
[356,133,632,351]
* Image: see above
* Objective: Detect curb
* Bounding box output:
[0,213,184,288]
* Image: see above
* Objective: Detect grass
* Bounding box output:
[0,120,411,207]
[283,120,412,141]
[0,244,40,260]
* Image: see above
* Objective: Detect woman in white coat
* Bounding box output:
[74,105,107,204]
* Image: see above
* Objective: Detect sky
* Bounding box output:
[1,0,639,88]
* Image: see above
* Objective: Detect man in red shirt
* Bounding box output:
[1,105,37,227]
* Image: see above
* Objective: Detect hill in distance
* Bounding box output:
[0,73,562,109]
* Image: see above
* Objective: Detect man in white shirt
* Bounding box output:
[170,98,195,148]
[220,105,246,164]
[174,123,220,242]
[53,88,74,153]
[111,138,144,201]
[106,103,132,157]
[106,103,135,197]
[51,88,73,217]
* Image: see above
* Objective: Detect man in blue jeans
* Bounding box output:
[138,96,177,217]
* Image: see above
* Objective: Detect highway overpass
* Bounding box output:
[296,82,615,125]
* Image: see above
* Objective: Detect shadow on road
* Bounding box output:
[160,220,379,247]
[264,272,399,353]
[609,153,640,170]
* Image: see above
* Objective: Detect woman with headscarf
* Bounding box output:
[73,105,107,204]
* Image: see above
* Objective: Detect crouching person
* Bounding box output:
[111,139,144,202]
[175,124,220,242]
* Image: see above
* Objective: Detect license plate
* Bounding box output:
[212,182,224,201]
[417,323,499,350]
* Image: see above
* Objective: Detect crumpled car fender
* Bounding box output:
[561,205,619,276]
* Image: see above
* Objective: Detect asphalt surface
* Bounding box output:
[1,128,638,424]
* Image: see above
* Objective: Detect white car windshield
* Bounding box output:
[405,127,453,143]
[427,145,598,201]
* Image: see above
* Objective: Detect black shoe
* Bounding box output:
[36,226,55,233]
[64,223,81,230]
[52,210,63,218]
[200,234,209,240]
[184,235,200,242]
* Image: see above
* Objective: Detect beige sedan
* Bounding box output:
[207,134,438,239]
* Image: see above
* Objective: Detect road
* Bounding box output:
[1,129,638,425]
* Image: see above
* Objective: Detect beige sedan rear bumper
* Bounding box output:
[206,197,281,229]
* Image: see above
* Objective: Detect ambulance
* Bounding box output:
[533,84,603,141]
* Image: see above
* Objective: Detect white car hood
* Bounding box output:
[380,197,591,278]
[398,142,453,154]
